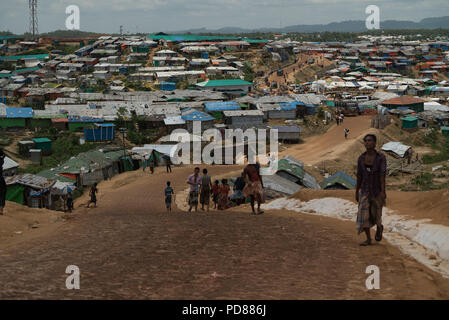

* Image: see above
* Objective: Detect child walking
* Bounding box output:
[211,180,220,209]
[164,181,174,212]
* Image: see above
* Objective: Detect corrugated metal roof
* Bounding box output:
[37,169,76,183]
[262,174,302,195]
[276,158,305,179]
[382,96,425,105]
[164,116,186,125]
[148,34,240,42]
[320,171,356,190]
[223,110,263,117]
[271,126,302,133]
[5,173,55,189]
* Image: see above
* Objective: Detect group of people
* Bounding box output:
[336,113,344,125]
[163,162,266,215]
[1,131,388,248]
[142,151,173,174]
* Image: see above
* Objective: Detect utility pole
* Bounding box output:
[29,0,38,40]
[119,128,127,158]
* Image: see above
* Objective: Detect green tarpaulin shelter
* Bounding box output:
[401,116,418,129]
[6,184,25,204]
[121,156,134,171]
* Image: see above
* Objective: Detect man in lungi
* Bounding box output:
[186,167,201,212]
[199,168,212,212]
[356,134,387,246]
[243,162,265,215]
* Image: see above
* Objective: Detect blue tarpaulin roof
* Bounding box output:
[68,116,104,123]
[97,123,116,127]
[6,107,33,118]
[204,101,241,112]
[181,111,215,121]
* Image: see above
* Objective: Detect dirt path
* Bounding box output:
[2,131,33,168]
[281,115,373,165]
[0,164,448,299]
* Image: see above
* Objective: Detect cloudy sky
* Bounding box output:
[1,0,448,34]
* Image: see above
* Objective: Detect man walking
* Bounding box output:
[356,134,387,246]
[200,168,212,212]
[86,183,99,208]
[186,167,201,212]
[142,153,149,172]
[163,155,172,173]
[243,162,265,215]
[344,128,350,139]
[0,150,6,215]
[66,191,74,213]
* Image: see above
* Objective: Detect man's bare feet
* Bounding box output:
[375,225,384,242]
[360,240,372,246]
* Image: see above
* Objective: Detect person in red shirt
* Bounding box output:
[211,180,220,210]
[243,163,264,215]
[217,179,231,210]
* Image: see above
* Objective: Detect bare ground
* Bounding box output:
[1,165,449,299]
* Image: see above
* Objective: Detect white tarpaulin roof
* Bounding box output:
[52,181,76,195]
[3,156,19,171]
[142,144,179,158]
[424,101,449,112]
[381,142,411,158]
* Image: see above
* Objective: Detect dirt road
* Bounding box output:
[1,164,448,299]
[281,115,373,165]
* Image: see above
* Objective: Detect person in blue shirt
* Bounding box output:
[164,181,174,212]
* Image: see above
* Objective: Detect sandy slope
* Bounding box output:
[1,165,449,299]
[0,201,66,245]
[1,115,449,298]
[280,115,374,165]
[291,188,449,227]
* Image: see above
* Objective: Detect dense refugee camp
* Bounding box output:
[1,0,449,306]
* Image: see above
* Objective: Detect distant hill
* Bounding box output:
[173,16,449,34]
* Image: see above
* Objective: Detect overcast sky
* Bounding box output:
[1,0,448,34]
